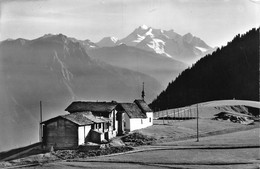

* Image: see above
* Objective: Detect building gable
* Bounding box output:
[41,112,110,126]
[134,99,153,113]
[117,103,147,118]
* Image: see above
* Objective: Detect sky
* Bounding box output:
[0,0,259,47]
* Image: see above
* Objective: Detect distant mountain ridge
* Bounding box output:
[88,44,187,88]
[34,26,214,65]
[0,34,161,151]
[150,27,259,111]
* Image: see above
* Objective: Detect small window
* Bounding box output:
[141,119,143,124]
[124,121,126,127]
[149,117,151,122]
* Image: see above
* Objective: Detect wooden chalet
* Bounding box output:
[41,100,153,150]
[41,112,110,149]
[65,101,119,139]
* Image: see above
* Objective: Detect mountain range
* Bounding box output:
[76,25,215,87]
[0,25,214,151]
[94,25,215,64]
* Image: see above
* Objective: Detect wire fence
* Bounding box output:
[153,105,199,121]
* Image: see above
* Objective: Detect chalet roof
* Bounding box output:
[119,103,147,118]
[65,101,118,113]
[134,99,153,113]
[80,112,111,123]
[62,112,94,125]
[41,112,110,126]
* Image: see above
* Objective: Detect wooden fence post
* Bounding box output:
[182,108,183,120]
[178,108,180,121]
[196,104,199,142]
[163,111,165,125]
[189,107,192,119]
[167,111,169,124]
[174,109,175,120]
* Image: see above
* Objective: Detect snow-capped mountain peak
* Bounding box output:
[96,36,119,47]
[118,25,214,64]
[78,25,214,64]
[140,24,149,30]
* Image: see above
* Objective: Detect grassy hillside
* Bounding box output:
[150,28,259,110]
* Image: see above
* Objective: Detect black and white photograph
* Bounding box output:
[0,0,259,168]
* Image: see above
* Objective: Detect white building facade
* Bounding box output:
[118,100,153,132]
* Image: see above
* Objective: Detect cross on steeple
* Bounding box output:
[141,82,145,101]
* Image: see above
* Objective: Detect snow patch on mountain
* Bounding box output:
[133,34,146,43]
[147,39,172,58]
[110,37,118,43]
[145,28,154,37]
[140,24,149,30]
[195,46,208,52]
